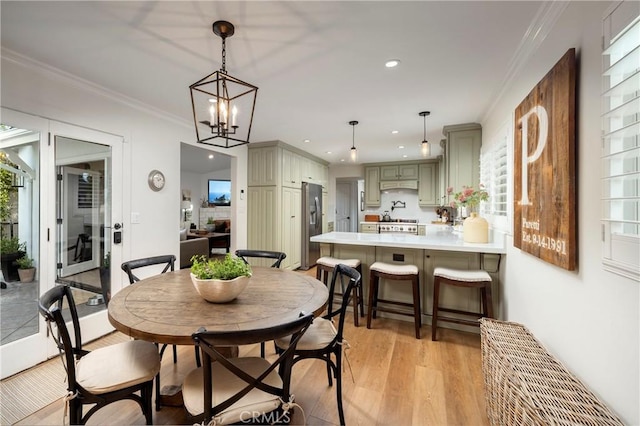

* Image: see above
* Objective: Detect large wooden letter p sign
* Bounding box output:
[514,48,576,270]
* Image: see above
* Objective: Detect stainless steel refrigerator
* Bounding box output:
[300,182,323,270]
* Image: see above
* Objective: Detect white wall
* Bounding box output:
[1,50,249,284]
[481,2,638,423]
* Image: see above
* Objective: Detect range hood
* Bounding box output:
[379,180,418,190]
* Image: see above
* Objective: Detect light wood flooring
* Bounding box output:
[16,267,490,426]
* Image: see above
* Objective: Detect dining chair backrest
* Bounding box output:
[326,263,361,343]
[121,254,176,284]
[38,285,84,374]
[190,313,314,424]
[38,284,159,424]
[235,250,286,268]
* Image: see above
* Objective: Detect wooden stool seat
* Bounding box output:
[316,257,364,326]
[367,262,421,339]
[431,267,493,341]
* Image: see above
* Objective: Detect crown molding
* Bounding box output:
[1,47,191,129]
[480,1,570,124]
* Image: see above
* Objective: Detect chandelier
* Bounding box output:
[189,21,258,148]
[419,111,431,157]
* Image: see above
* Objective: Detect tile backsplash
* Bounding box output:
[363,189,440,223]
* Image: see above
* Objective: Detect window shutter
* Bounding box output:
[602,2,640,281]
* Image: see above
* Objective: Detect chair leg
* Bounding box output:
[412,275,421,339]
[155,371,161,411]
[484,283,494,318]
[260,342,266,358]
[366,274,377,329]
[194,346,201,368]
[172,345,177,364]
[143,381,153,425]
[70,398,81,425]
[352,286,360,327]
[326,359,333,386]
[432,277,440,341]
[335,349,345,426]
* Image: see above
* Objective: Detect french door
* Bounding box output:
[0,110,124,378]
[50,122,124,348]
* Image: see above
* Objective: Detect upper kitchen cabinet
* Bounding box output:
[364,166,381,206]
[249,141,328,190]
[282,149,301,188]
[442,123,482,199]
[248,145,278,186]
[300,156,328,190]
[380,164,419,181]
[418,163,438,206]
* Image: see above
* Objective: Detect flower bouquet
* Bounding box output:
[447,185,490,243]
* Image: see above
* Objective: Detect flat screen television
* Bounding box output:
[208,179,231,206]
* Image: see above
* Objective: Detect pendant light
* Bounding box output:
[349,120,359,162]
[190,21,258,148]
[419,111,431,158]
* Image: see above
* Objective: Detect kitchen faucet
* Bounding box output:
[390,200,406,211]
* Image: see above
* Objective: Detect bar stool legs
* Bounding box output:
[431,267,494,341]
[367,262,421,339]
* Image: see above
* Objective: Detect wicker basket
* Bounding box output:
[479,318,623,426]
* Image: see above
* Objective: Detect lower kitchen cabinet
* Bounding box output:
[315,242,502,333]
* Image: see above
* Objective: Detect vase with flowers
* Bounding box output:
[447,185,490,243]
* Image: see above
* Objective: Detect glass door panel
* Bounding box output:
[55,137,111,316]
[0,108,49,379]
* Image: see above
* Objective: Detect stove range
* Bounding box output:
[378,219,418,234]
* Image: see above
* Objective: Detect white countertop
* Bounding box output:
[311,229,506,254]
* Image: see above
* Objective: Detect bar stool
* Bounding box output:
[431,267,494,341]
[367,262,421,339]
[316,256,364,326]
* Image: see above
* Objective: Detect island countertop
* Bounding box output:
[311,230,506,254]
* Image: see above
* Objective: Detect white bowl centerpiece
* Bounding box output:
[190,254,252,303]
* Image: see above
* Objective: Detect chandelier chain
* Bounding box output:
[221,37,227,73]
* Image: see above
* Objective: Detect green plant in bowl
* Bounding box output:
[190,254,252,303]
[190,254,251,280]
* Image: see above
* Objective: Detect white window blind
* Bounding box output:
[480,124,509,232]
[602,1,640,281]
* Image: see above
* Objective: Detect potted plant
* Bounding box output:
[0,237,26,282]
[205,217,216,232]
[190,254,251,303]
[16,255,35,283]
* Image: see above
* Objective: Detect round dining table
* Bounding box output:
[108,266,329,346]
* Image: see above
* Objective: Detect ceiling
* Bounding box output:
[1,1,543,165]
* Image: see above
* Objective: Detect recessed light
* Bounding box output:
[303,139,310,143]
[385,59,400,68]
[402,154,408,158]
[398,145,405,149]
[340,159,345,162]
[208,154,214,159]
[391,130,399,134]
[326,151,332,154]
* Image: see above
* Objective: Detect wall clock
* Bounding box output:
[148,169,165,192]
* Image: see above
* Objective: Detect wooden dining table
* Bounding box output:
[107,266,329,346]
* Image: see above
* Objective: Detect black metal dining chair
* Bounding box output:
[235,249,287,358]
[120,254,200,410]
[235,249,286,268]
[38,285,160,425]
[182,313,314,425]
[275,263,360,426]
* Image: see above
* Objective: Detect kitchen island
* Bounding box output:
[311,229,505,335]
[312,229,506,254]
